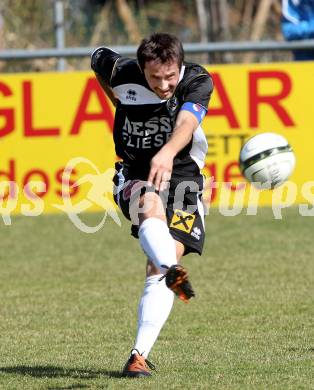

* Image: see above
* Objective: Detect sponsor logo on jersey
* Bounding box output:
[126,89,137,101]
[122,115,172,149]
[170,209,195,233]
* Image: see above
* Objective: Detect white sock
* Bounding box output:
[134,274,174,358]
[139,217,177,273]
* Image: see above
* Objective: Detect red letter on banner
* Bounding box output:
[23,169,49,198]
[0,82,14,137]
[224,161,246,191]
[207,73,240,129]
[70,78,114,135]
[23,81,60,136]
[204,162,218,203]
[249,71,295,128]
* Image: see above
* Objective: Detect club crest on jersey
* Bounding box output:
[166,96,178,112]
[126,89,137,102]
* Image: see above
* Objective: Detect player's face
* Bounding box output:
[143,60,180,99]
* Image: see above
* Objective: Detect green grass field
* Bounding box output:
[0,208,313,390]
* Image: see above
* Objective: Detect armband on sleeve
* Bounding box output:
[180,102,207,123]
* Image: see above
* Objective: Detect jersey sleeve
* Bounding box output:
[183,73,214,110]
[91,47,121,85]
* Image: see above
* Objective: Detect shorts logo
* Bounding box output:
[170,209,195,233]
[191,226,201,240]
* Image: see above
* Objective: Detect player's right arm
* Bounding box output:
[91,47,121,106]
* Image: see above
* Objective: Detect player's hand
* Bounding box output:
[147,146,175,191]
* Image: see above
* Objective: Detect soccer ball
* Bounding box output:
[239,132,296,188]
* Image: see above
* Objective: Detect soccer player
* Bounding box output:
[91,33,213,377]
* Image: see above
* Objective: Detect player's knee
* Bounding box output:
[175,240,185,261]
[138,192,166,222]
[138,191,160,208]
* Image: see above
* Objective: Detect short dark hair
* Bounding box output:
[137,33,184,71]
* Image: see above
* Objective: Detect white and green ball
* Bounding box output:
[239,132,296,188]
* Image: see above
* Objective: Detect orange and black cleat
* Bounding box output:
[122,349,156,378]
[159,264,195,303]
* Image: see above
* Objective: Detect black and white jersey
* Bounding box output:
[91,47,213,179]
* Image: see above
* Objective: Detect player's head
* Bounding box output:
[137,33,184,70]
[137,33,184,99]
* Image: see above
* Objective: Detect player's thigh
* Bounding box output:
[113,163,145,223]
[137,191,167,225]
[113,165,166,225]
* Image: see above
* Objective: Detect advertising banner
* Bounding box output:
[0,62,313,220]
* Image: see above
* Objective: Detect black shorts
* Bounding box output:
[113,161,206,255]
